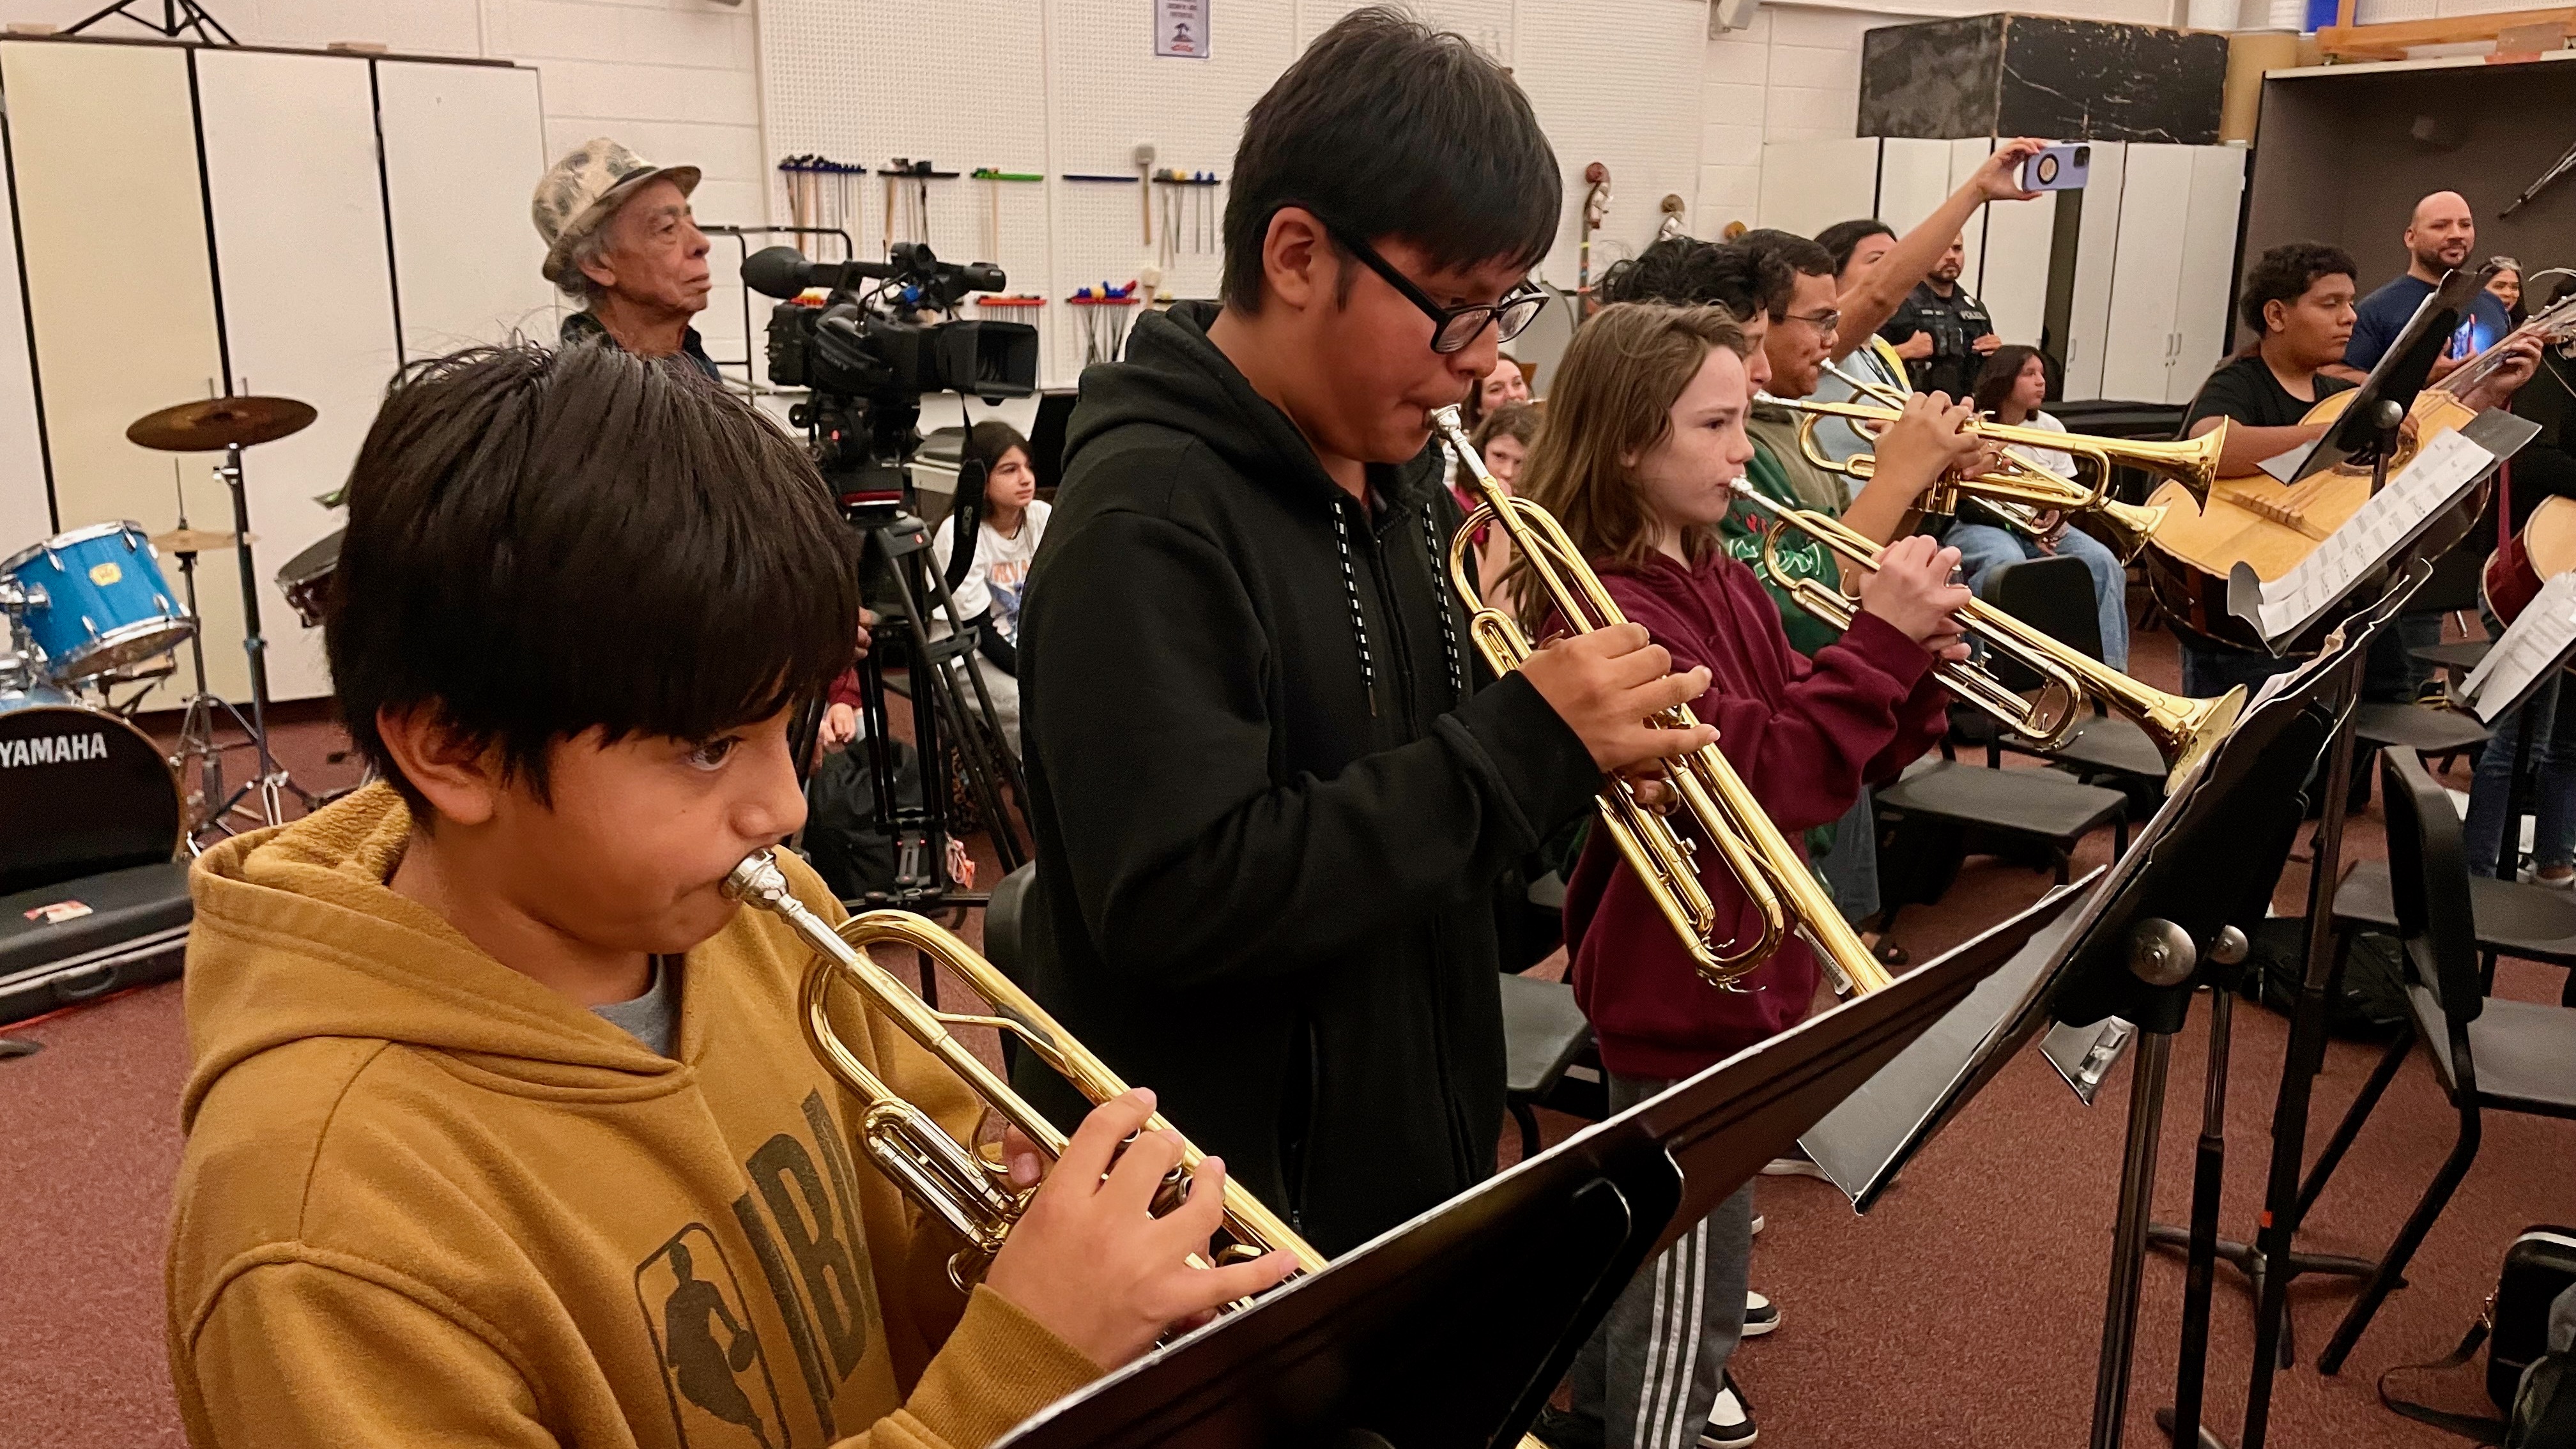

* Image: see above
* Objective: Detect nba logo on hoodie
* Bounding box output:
[635,1225,790,1448]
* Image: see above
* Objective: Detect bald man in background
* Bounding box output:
[2329,189,2515,383]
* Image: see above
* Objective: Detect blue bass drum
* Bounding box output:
[0,523,195,683]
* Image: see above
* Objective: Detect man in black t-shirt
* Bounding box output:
[1883,234,1997,400]
[2173,243,2363,698]
[2177,242,2540,702]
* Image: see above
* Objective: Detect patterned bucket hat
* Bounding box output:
[531,137,703,286]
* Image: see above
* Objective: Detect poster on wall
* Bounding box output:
[1154,0,1208,58]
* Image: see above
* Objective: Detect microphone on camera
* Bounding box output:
[743,245,864,300]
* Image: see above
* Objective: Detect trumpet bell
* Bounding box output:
[2138,682,2248,795]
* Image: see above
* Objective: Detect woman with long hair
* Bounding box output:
[1937,343,2132,670]
[1519,302,1959,1449]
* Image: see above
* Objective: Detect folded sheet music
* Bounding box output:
[2457,572,2576,724]
[2251,429,2498,645]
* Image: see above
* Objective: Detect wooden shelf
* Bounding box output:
[2319,3,2576,61]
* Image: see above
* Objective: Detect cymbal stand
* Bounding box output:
[202,446,314,832]
[160,473,261,843]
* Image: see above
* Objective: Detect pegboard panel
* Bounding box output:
[760,0,1047,179]
[1509,0,1708,293]
[1294,0,1513,58]
[757,0,1717,385]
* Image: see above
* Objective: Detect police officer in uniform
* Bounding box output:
[1884,233,1998,400]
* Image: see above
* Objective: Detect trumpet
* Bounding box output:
[723,850,1322,1292]
[1773,361,2225,558]
[1434,405,1893,996]
[1726,486,2246,793]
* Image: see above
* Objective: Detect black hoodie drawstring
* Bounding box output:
[1330,500,1377,716]
[1331,496,1467,719]
[1419,502,1464,704]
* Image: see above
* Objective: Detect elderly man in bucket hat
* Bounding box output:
[532,137,718,381]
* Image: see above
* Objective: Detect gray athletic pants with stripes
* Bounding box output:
[1563,1071,1754,1449]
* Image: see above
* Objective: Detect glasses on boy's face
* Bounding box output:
[1782,309,1841,342]
[1304,211,1549,355]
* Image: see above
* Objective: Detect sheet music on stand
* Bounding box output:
[2242,429,2496,647]
[2457,572,2576,724]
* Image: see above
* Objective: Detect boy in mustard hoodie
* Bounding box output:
[165,344,1292,1449]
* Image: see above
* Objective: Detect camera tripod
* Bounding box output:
[803,507,1028,1002]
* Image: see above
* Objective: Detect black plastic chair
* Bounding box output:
[1499,971,1600,1160]
[1979,553,2170,797]
[2305,749,2576,1374]
[985,861,1036,977]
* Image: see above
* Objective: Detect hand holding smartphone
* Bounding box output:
[2021,143,2090,192]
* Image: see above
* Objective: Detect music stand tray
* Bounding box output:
[995,887,2082,1449]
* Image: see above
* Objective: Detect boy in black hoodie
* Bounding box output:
[1015,5,1718,1255]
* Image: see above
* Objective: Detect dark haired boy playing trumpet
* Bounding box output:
[165,344,1289,1449]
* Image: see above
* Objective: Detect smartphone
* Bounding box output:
[2021,143,2090,192]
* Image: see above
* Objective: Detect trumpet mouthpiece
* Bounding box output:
[1429,404,1464,433]
[723,850,792,907]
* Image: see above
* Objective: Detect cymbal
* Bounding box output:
[150,527,253,555]
[126,395,316,452]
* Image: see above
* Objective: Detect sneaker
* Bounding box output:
[1530,1404,1597,1449]
[2524,865,2576,890]
[1749,1213,1764,1236]
[1760,1154,1830,1180]
[1741,1290,1779,1337]
[1700,1375,1758,1447]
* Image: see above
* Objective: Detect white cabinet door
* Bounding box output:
[2170,146,2249,404]
[2062,141,2126,400]
[1963,137,2054,350]
[2097,144,2193,402]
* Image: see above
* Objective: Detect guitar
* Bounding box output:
[2144,291,2576,652]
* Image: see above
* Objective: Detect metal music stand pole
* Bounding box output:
[206,442,313,827]
[2089,917,2254,1449]
[2235,418,2407,1449]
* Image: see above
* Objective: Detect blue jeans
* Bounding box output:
[2464,671,2576,878]
[1945,522,2130,671]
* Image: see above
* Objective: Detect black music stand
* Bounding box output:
[1782,588,2370,1449]
[2210,411,2538,1449]
[994,888,2083,1449]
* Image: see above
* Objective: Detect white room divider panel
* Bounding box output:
[0,40,230,698]
[195,47,402,704]
[0,137,50,552]
[2097,144,2194,404]
[375,59,555,362]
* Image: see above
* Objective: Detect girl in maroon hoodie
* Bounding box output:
[1524,303,1967,1449]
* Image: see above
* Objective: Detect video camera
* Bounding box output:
[742,243,1038,515]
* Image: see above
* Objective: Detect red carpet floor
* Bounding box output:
[4,629,2571,1448]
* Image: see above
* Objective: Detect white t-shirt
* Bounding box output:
[933,498,1050,645]
[2004,410,2077,482]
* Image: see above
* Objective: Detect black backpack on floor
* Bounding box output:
[2234,916,2410,1041]
[2384,1228,2576,1446]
